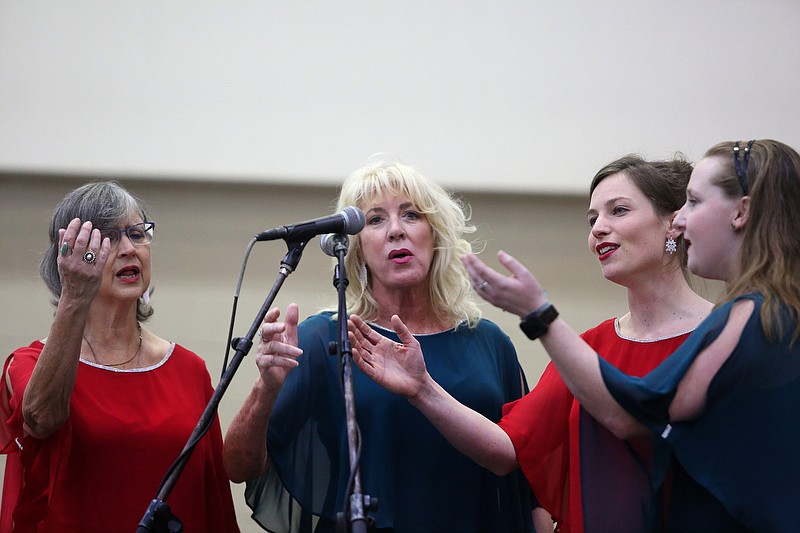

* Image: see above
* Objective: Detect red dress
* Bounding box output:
[0,341,239,533]
[498,318,690,532]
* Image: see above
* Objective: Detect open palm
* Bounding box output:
[348,314,428,400]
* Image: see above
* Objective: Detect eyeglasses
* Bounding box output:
[101,222,155,246]
[733,140,756,195]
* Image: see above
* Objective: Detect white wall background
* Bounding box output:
[2,0,799,193]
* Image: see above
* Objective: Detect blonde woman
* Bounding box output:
[224,157,534,532]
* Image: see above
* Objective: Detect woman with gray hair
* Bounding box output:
[0,181,239,532]
[223,157,534,532]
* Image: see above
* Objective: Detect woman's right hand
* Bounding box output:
[57,218,110,305]
[22,219,110,439]
[225,303,301,482]
[255,304,302,391]
[462,250,546,318]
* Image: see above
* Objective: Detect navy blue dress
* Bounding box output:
[601,293,800,532]
[245,312,534,533]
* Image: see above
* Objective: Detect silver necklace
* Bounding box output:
[83,323,142,367]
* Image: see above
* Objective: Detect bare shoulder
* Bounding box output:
[669,298,754,421]
[4,356,13,393]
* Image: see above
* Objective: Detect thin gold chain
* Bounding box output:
[83,324,142,367]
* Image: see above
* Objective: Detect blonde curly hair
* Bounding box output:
[335,155,481,328]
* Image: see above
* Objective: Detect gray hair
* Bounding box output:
[40,180,154,322]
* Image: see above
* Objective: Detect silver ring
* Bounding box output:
[82,251,96,264]
[477,281,489,290]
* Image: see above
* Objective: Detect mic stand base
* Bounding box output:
[136,499,183,533]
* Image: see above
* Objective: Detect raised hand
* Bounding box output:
[462,250,547,317]
[225,303,303,482]
[57,218,111,305]
[255,303,302,391]
[348,314,428,400]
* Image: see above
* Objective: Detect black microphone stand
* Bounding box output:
[136,239,310,532]
[326,235,376,533]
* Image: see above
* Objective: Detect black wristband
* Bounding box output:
[519,301,559,340]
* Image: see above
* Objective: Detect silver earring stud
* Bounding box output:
[665,237,677,255]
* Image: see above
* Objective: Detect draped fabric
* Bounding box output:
[602,293,800,531]
[499,318,688,532]
[0,342,239,533]
[245,312,534,533]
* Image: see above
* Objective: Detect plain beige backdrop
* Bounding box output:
[0,175,723,531]
[3,2,800,193]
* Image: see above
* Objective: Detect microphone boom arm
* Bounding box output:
[136,238,311,532]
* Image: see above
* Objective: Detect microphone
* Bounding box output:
[320,233,350,257]
[255,206,366,242]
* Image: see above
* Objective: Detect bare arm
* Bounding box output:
[462,251,748,437]
[533,508,555,532]
[542,301,751,433]
[463,251,647,438]
[22,220,110,439]
[348,314,519,475]
[668,299,752,422]
[223,304,302,483]
[538,320,647,437]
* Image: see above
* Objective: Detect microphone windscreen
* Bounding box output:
[341,206,366,235]
[320,233,350,257]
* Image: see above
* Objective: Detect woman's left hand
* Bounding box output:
[348,314,429,401]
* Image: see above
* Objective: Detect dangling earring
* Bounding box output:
[358,263,368,288]
[665,236,677,255]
